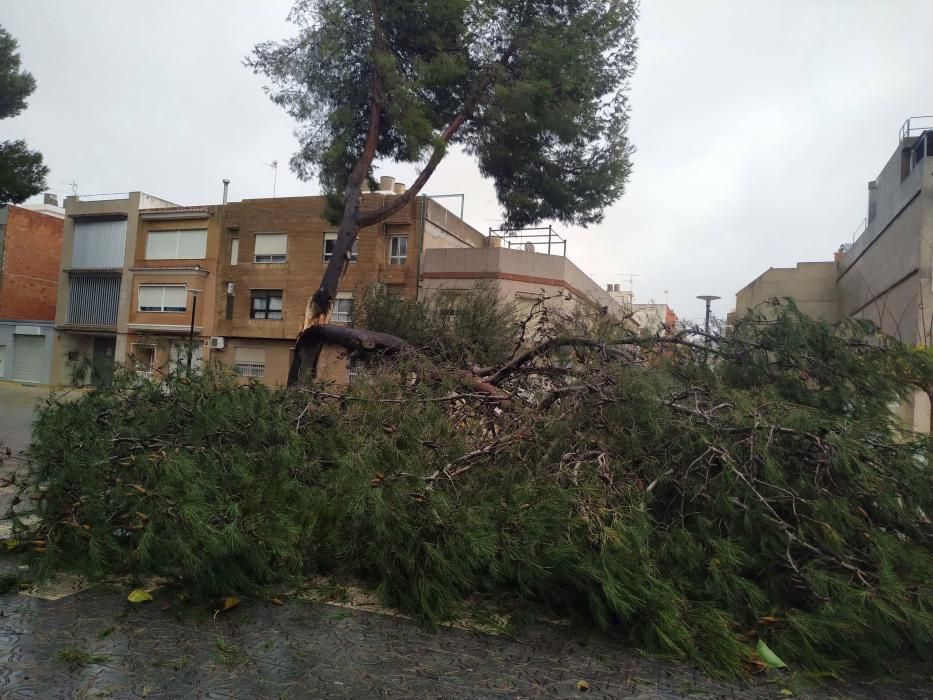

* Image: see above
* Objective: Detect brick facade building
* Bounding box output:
[0,202,64,383]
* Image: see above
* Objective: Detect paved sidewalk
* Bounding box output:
[1,581,931,700]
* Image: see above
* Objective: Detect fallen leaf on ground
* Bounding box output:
[127,588,153,603]
[576,679,590,691]
[756,638,787,669]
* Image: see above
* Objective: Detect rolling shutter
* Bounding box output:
[12,334,45,383]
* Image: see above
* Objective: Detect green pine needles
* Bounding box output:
[16,301,933,677]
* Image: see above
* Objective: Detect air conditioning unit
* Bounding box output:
[209,336,226,350]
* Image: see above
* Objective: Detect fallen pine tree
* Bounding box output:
[10,299,933,677]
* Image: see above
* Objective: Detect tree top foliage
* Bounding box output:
[0,26,36,121]
[249,0,638,227]
[0,25,47,206]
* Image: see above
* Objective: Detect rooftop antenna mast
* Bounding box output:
[68,181,78,197]
[266,160,278,197]
[615,272,640,297]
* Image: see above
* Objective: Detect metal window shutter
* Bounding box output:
[12,334,45,383]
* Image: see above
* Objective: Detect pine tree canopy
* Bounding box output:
[0,25,48,205]
[249,0,637,228]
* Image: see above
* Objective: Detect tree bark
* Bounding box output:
[289,100,382,384]
[287,19,518,385]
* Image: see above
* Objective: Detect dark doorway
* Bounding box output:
[91,336,116,387]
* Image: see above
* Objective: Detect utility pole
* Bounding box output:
[186,289,202,375]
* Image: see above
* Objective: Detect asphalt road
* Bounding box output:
[0,380,50,454]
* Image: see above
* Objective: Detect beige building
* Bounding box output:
[52,179,633,387]
[732,261,840,324]
[52,192,190,386]
[732,116,933,431]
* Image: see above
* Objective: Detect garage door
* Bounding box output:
[12,334,45,383]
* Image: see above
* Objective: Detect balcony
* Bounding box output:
[66,273,121,328]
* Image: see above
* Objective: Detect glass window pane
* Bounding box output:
[145,231,177,260]
[162,286,187,310]
[254,233,287,256]
[268,296,283,311]
[323,232,337,261]
[176,229,207,259]
[138,286,162,310]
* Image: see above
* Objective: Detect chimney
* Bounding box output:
[606,283,612,292]
[222,178,230,206]
[379,175,395,193]
[43,192,58,206]
[393,182,406,195]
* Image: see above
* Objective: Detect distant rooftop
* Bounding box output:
[899,115,933,141]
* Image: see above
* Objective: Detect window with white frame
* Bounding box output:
[145,229,208,260]
[230,237,239,265]
[332,292,353,323]
[234,347,265,378]
[388,235,408,265]
[254,233,288,263]
[323,232,358,262]
[250,289,283,320]
[138,285,187,312]
[132,344,156,378]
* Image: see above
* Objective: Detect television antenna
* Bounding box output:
[266,160,278,197]
[614,272,640,295]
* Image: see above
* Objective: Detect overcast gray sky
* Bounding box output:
[4,0,933,321]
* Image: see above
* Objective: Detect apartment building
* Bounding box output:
[732,115,933,430]
[0,196,64,383]
[52,191,220,386]
[53,179,633,387]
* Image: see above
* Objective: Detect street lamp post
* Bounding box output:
[696,295,721,346]
[187,289,202,375]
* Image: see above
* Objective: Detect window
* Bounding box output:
[146,229,208,260]
[169,341,203,372]
[225,282,235,320]
[347,354,366,382]
[67,273,121,326]
[254,233,287,263]
[323,232,358,262]
[230,237,239,265]
[389,235,408,265]
[234,347,265,378]
[332,292,353,323]
[72,220,127,268]
[250,289,283,320]
[132,344,155,378]
[138,285,186,312]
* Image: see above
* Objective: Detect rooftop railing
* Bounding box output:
[899,116,933,141]
[489,225,567,256]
